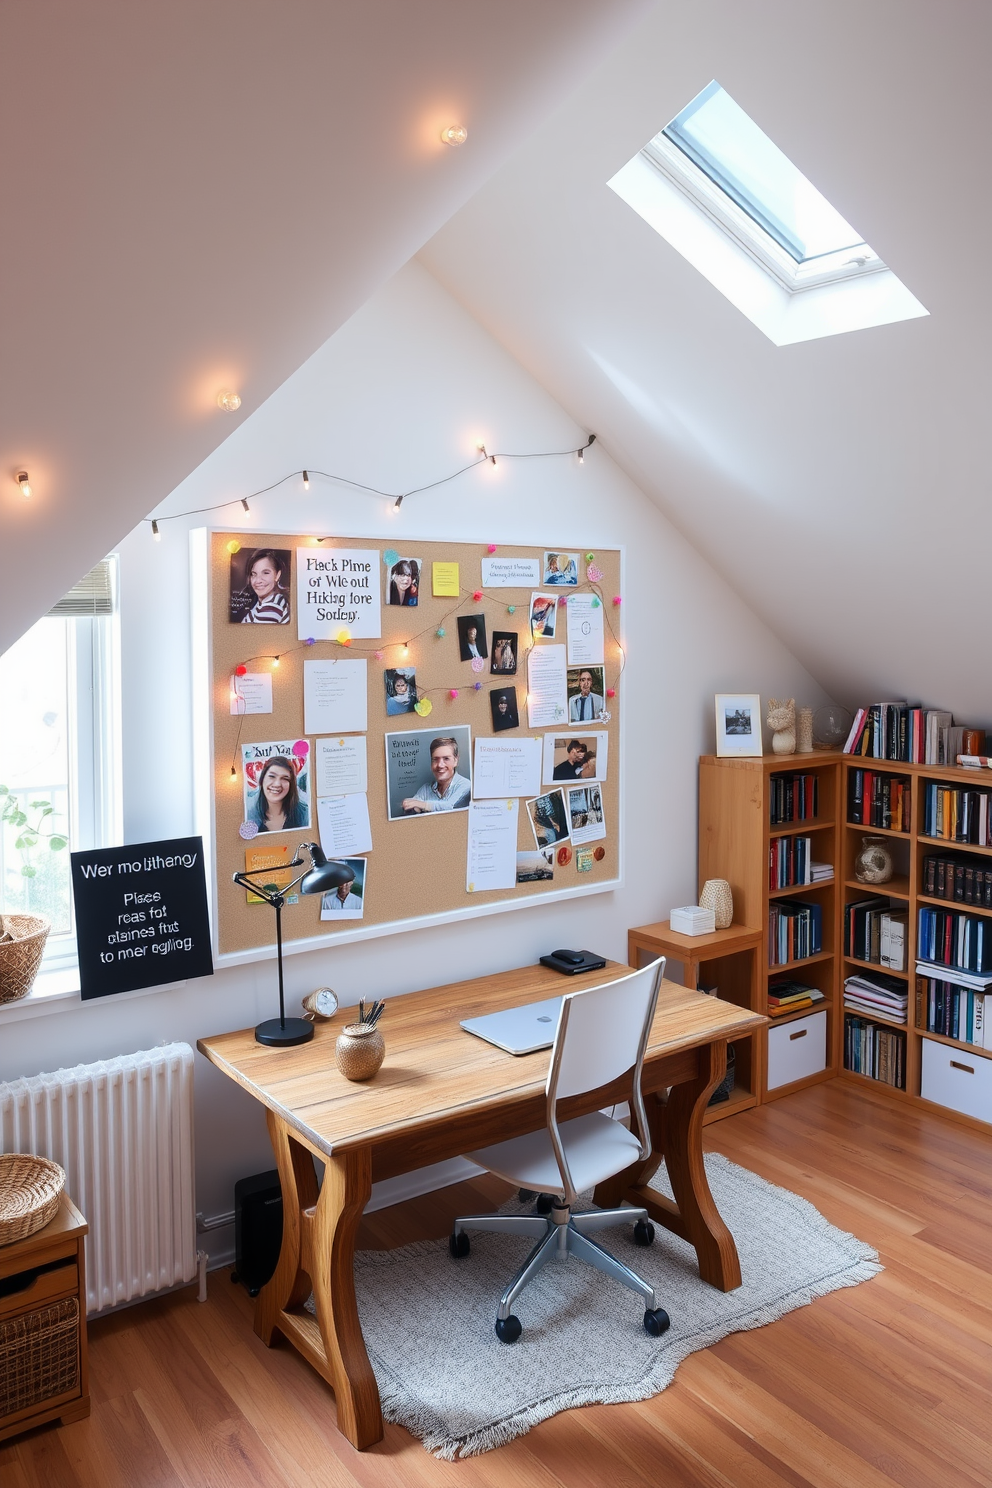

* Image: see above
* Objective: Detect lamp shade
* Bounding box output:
[298,842,355,897]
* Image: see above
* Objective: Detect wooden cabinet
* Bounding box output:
[0,1193,89,1442]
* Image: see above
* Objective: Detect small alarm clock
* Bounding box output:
[301,987,339,1022]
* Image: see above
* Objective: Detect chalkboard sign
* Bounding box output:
[70,836,214,1000]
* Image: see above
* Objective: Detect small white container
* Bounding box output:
[921,1038,992,1123]
[670,906,716,936]
[767,1009,827,1090]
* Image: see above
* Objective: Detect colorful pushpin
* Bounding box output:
[226,539,241,554]
[449,688,459,700]
[383,548,399,566]
[472,590,482,602]
[607,687,616,698]
[612,595,622,607]
[474,681,482,691]
[374,649,384,661]
[415,697,433,716]
[235,664,247,677]
[487,543,497,553]
[239,821,258,840]
[436,626,446,638]
[507,605,516,614]
[304,636,316,646]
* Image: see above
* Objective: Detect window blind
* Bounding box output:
[47,558,116,617]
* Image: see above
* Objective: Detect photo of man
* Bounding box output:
[385,726,473,818]
[384,667,417,715]
[567,665,605,722]
[489,687,519,732]
[457,614,488,662]
[552,739,593,781]
[319,857,366,919]
[525,789,569,849]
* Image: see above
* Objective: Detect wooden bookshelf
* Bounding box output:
[699,749,992,1130]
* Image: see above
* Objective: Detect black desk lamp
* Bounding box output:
[233,842,355,1047]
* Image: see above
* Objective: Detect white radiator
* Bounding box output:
[0,1043,197,1315]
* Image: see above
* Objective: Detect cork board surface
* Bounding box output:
[208,532,622,956]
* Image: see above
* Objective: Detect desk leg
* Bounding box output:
[593,1041,742,1293]
[255,1112,383,1450]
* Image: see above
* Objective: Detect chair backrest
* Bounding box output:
[547,959,665,1103]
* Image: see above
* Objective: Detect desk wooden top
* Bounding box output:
[198,961,765,1160]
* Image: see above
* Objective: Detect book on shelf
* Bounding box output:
[768,900,822,967]
[844,1013,906,1088]
[768,835,813,889]
[922,852,992,907]
[916,906,992,975]
[843,970,908,1024]
[809,861,833,882]
[843,705,984,766]
[922,782,992,846]
[769,771,818,825]
[767,978,825,1017]
[844,897,908,970]
[914,959,992,990]
[916,974,990,1048]
[847,768,910,832]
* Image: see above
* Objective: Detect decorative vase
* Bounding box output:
[699,879,733,929]
[335,1023,385,1081]
[796,707,814,754]
[854,836,894,885]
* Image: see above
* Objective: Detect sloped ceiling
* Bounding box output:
[0,0,649,654]
[420,0,992,725]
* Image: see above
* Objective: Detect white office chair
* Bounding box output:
[450,959,670,1343]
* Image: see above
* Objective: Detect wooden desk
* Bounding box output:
[198,962,765,1451]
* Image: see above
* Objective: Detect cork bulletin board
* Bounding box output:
[194,530,623,961]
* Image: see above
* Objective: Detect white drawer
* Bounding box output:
[921,1038,992,1124]
[767,1009,827,1090]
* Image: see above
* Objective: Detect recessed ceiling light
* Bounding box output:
[217,390,242,412]
[440,125,468,147]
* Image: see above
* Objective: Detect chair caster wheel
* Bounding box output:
[517,1188,537,1202]
[535,1193,554,1214]
[633,1219,655,1247]
[643,1307,670,1337]
[495,1315,522,1344]
[449,1231,470,1258]
[248,1286,260,1298]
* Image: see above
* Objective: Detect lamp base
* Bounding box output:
[254,1016,314,1048]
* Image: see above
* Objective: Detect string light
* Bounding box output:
[441,124,468,146]
[143,437,596,538]
[152,520,161,541]
[15,471,31,499]
[217,390,242,412]
[229,765,237,781]
[272,656,280,668]
[577,434,596,464]
[302,470,310,490]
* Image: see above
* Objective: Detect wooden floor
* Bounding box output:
[4,1079,991,1487]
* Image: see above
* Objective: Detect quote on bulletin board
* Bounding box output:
[198,531,623,959]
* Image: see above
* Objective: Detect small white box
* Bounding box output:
[921,1038,992,1123]
[767,1009,827,1090]
[670,906,716,936]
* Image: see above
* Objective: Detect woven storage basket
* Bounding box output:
[0,1298,79,1417]
[0,1154,65,1246]
[0,914,50,1004]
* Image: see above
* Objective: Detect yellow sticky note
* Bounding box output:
[432,561,460,597]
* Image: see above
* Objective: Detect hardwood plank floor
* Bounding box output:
[3,1080,990,1487]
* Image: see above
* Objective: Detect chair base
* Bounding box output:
[451,1200,665,1338]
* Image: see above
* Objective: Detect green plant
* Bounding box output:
[0,785,68,879]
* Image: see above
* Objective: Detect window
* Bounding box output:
[608,81,928,345]
[0,559,121,973]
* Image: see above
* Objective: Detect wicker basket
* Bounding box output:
[0,914,50,1004]
[0,1154,66,1246]
[0,1299,79,1417]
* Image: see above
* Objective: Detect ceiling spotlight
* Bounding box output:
[15,471,31,499]
[217,390,242,412]
[441,124,468,147]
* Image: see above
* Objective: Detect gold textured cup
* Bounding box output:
[335,1022,385,1081]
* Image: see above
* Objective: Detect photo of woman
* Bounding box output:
[490,631,518,674]
[386,557,421,606]
[249,756,309,833]
[457,614,489,662]
[384,667,418,715]
[230,548,292,624]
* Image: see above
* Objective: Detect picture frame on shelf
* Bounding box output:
[715,693,763,757]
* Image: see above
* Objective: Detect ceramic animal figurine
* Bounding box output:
[767,698,796,755]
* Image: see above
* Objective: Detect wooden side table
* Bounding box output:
[628,921,764,1122]
[0,1193,90,1442]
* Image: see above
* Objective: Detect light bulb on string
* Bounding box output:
[302,470,310,491]
[152,520,161,542]
[15,471,31,499]
[241,498,250,513]
[272,656,280,668]
[440,124,468,147]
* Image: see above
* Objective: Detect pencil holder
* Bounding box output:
[335,1023,385,1081]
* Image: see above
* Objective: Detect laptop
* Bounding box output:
[461,996,564,1056]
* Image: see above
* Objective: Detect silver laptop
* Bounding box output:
[461,996,564,1056]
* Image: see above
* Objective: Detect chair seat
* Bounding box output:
[468,1112,641,1195]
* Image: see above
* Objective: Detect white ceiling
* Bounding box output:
[0,0,649,654]
[420,0,992,723]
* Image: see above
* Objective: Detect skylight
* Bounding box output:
[607,81,928,345]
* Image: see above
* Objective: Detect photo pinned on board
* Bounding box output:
[384,726,473,818]
[241,740,311,834]
[457,614,489,662]
[319,857,367,919]
[543,551,579,587]
[529,593,557,640]
[230,547,292,624]
[384,667,418,716]
[385,557,421,607]
[566,784,606,845]
[489,686,519,732]
[566,665,606,723]
[549,736,599,782]
[516,847,555,884]
[525,789,570,850]
[490,631,518,674]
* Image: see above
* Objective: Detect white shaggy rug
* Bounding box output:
[326,1154,882,1458]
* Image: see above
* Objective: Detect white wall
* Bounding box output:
[0,261,831,1249]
